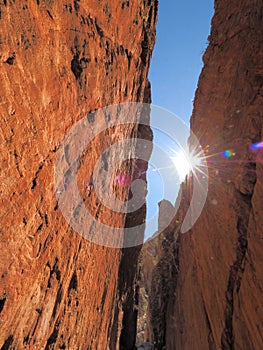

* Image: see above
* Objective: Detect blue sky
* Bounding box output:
[145,0,214,239]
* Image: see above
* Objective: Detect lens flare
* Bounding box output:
[250,141,263,150]
[114,174,131,186]
[221,149,236,158]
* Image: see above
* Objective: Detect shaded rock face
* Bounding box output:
[136,237,158,344]
[148,1,263,349]
[0,1,157,349]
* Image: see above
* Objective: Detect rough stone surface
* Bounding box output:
[147,1,263,349]
[0,1,157,349]
[136,236,158,344]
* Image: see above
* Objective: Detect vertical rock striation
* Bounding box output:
[0,1,157,349]
[149,1,263,349]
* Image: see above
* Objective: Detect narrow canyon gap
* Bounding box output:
[144,0,263,349]
[0,1,158,349]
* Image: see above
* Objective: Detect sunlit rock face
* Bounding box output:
[147,1,263,349]
[0,1,157,349]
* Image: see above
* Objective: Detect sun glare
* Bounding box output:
[171,150,202,182]
[172,151,192,181]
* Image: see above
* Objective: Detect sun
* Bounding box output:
[171,151,191,181]
[171,150,201,181]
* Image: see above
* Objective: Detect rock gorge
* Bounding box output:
[145,0,263,349]
[1,0,263,349]
[0,0,157,349]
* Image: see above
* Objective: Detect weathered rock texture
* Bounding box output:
[148,1,263,349]
[0,1,157,349]
[136,235,158,344]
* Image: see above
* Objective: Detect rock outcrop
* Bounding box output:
[0,1,157,349]
[148,1,263,349]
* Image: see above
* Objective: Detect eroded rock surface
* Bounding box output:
[0,1,157,349]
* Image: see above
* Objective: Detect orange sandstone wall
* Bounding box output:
[0,1,157,349]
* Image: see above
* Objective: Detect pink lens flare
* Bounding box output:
[114,174,131,187]
[250,141,263,150]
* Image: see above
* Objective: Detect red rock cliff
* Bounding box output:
[148,1,263,349]
[0,1,157,349]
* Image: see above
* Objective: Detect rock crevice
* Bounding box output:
[143,1,263,349]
